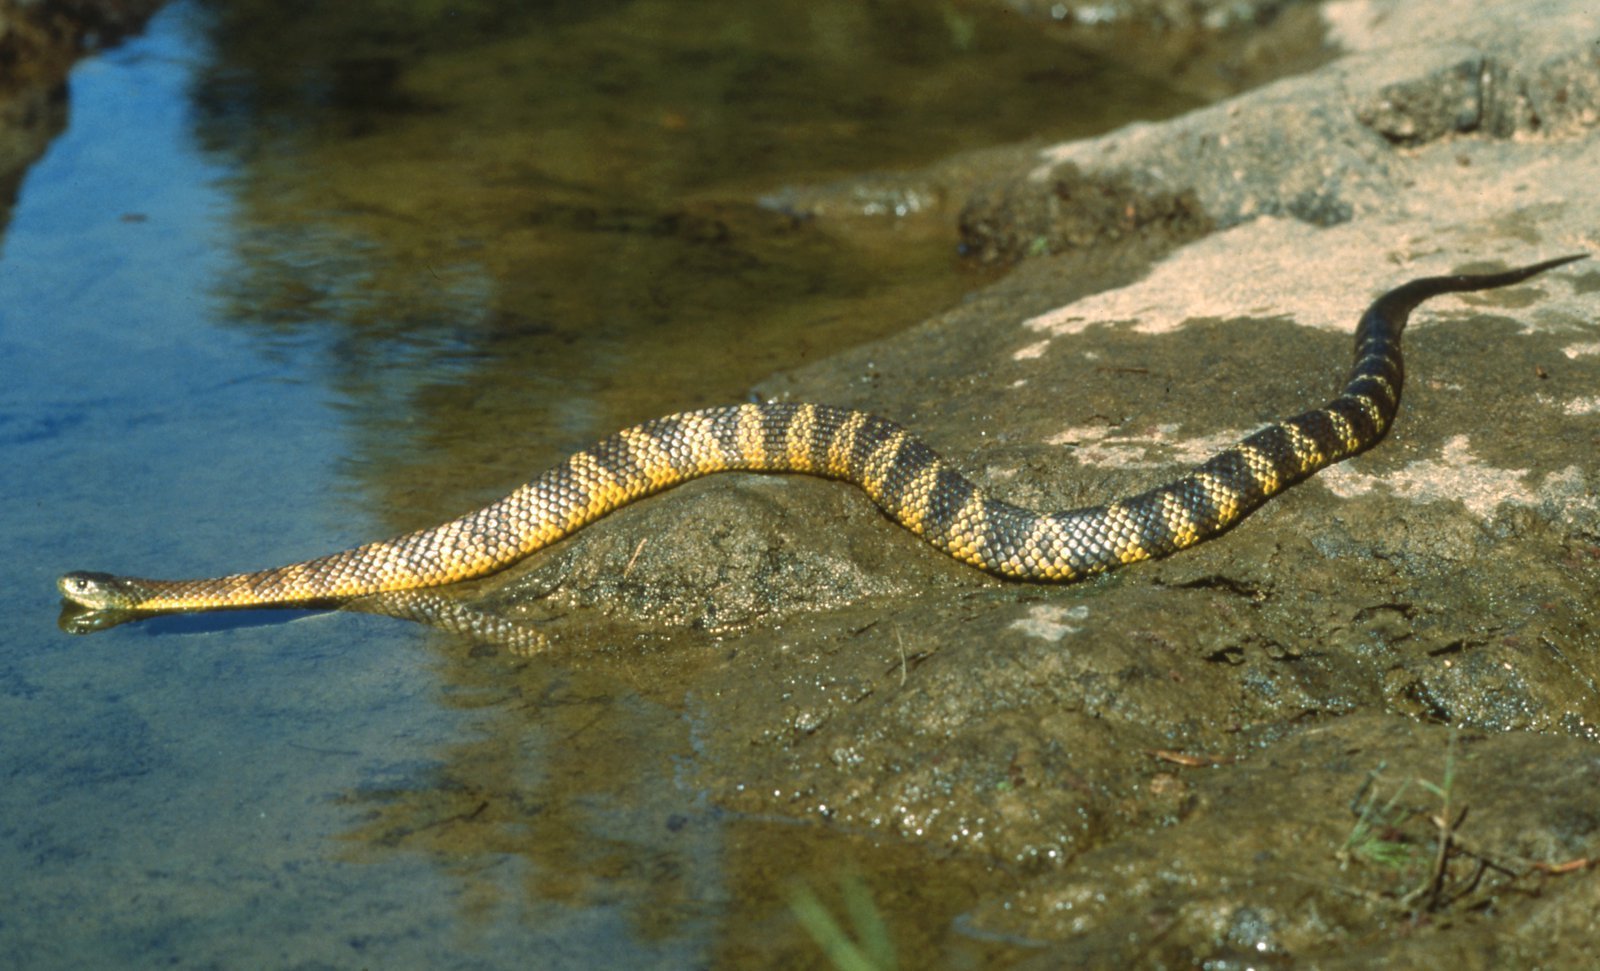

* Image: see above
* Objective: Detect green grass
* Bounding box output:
[788,871,898,971]
[1339,763,1422,872]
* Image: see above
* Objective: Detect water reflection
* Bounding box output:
[186,0,1201,530]
[60,588,553,655]
[8,0,1206,964]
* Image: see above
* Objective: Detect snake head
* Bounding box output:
[57,571,143,610]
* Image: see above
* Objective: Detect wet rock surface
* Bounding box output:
[475,0,1600,962]
[996,0,1305,32]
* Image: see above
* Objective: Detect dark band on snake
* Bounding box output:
[57,255,1586,614]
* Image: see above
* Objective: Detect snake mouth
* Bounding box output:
[57,571,141,610]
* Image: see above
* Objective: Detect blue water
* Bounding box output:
[4,9,456,967]
[0,9,691,967]
[0,2,1201,965]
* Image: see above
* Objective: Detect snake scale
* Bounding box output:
[58,255,1583,614]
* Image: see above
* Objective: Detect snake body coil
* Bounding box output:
[58,256,1583,613]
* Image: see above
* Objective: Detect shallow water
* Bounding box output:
[0,2,1204,966]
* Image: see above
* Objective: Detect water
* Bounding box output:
[0,2,1204,965]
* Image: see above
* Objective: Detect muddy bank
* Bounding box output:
[464,0,1600,963]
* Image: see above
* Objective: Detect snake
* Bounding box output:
[58,255,1583,615]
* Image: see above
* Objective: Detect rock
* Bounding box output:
[480,0,1600,962]
[993,0,1302,32]
[963,0,1600,261]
